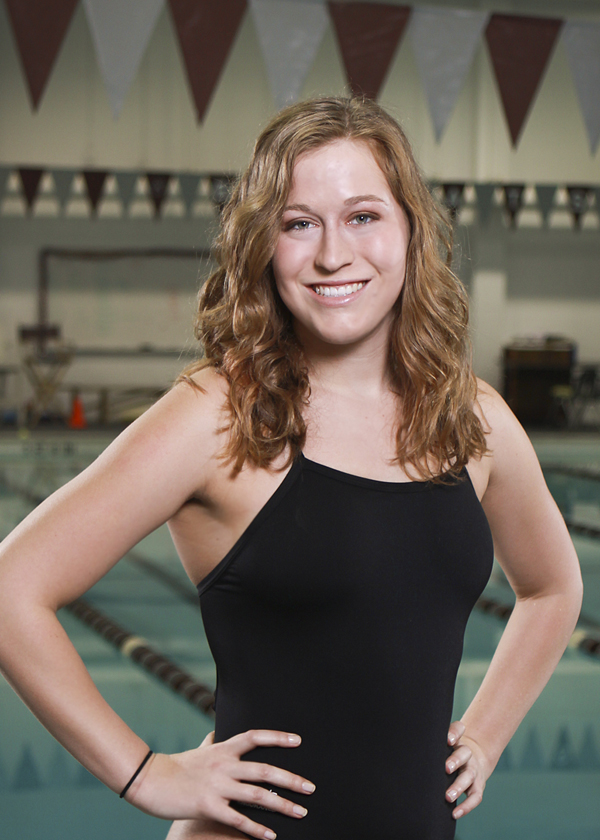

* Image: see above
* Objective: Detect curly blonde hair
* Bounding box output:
[179,97,487,479]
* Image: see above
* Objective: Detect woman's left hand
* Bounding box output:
[445,721,490,820]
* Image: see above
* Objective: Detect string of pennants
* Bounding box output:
[2,721,599,792]
[4,1,600,152]
[1,166,599,230]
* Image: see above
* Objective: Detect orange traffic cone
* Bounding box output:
[68,394,87,429]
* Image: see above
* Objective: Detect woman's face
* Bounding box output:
[272,138,410,352]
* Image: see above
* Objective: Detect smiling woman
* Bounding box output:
[272,140,410,350]
[0,97,582,840]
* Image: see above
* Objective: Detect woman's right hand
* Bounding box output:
[128,730,316,840]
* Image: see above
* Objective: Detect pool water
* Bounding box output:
[1,432,599,840]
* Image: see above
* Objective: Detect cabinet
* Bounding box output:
[503,341,575,426]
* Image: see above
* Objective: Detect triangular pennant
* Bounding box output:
[209,174,237,213]
[579,724,600,770]
[0,745,8,791]
[46,746,72,787]
[550,726,578,770]
[503,183,525,228]
[114,171,139,209]
[520,726,544,770]
[51,169,75,208]
[562,22,600,155]
[5,0,79,109]
[18,167,44,210]
[409,8,488,142]
[250,0,328,109]
[474,183,495,226]
[76,763,103,787]
[168,0,247,122]
[178,173,201,210]
[12,745,42,790]
[83,171,108,214]
[494,744,513,772]
[328,2,411,100]
[535,184,557,225]
[485,14,563,146]
[0,167,12,197]
[83,0,165,119]
[442,183,464,221]
[147,172,171,216]
[567,185,592,229]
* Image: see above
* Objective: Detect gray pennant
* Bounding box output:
[409,8,488,142]
[83,0,165,119]
[562,22,600,154]
[535,185,556,225]
[250,0,329,109]
[520,727,544,771]
[550,726,578,770]
[178,174,201,211]
[0,166,12,197]
[114,171,139,209]
[51,169,75,208]
[474,183,495,226]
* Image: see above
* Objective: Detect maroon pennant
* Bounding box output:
[328,2,411,100]
[168,0,247,122]
[83,171,108,215]
[442,183,465,222]
[567,186,591,229]
[147,173,171,217]
[503,184,524,228]
[18,168,44,211]
[485,14,563,147]
[5,0,79,109]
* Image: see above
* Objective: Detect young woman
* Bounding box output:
[0,97,582,840]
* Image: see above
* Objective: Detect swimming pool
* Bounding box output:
[1,431,599,840]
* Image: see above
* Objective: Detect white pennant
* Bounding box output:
[83,0,165,119]
[562,21,600,155]
[409,7,488,142]
[250,0,328,110]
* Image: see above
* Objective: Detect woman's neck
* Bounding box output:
[297,328,392,399]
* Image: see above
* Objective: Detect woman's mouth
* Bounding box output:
[311,281,368,298]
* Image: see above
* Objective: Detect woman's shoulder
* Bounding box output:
[472,377,544,492]
[98,366,231,498]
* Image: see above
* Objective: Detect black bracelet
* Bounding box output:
[119,749,153,799]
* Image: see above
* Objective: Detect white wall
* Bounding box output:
[1,1,599,180]
[0,0,599,416]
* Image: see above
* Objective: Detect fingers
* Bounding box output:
[200,731,215,748]
[447,720,466,746]
[229,782,309,820]
[235,761,315,795]
[212,803,279,840]
[445,744,471,774]
[226,730,302,757]
[446,764,484,820]
[451,785,483,820]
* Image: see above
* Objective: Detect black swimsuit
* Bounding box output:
[198,454,493,839]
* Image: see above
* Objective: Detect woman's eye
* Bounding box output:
[285,219,314,231]
[351,213,375,225]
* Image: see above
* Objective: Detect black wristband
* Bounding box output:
[119,749,153,799]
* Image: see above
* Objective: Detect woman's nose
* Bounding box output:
[314,226,353,273]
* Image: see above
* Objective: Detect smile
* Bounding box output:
[312,281,367,298]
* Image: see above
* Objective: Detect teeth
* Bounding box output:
[313,282,366,297]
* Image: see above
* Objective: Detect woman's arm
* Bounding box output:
[445,382,583,819]
[0,376,314,838]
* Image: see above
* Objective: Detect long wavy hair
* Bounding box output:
[179,97,487,479]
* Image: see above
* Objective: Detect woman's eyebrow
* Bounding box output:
[284,195,386,213]
[283,203,313,213]
[345,194,386,206]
